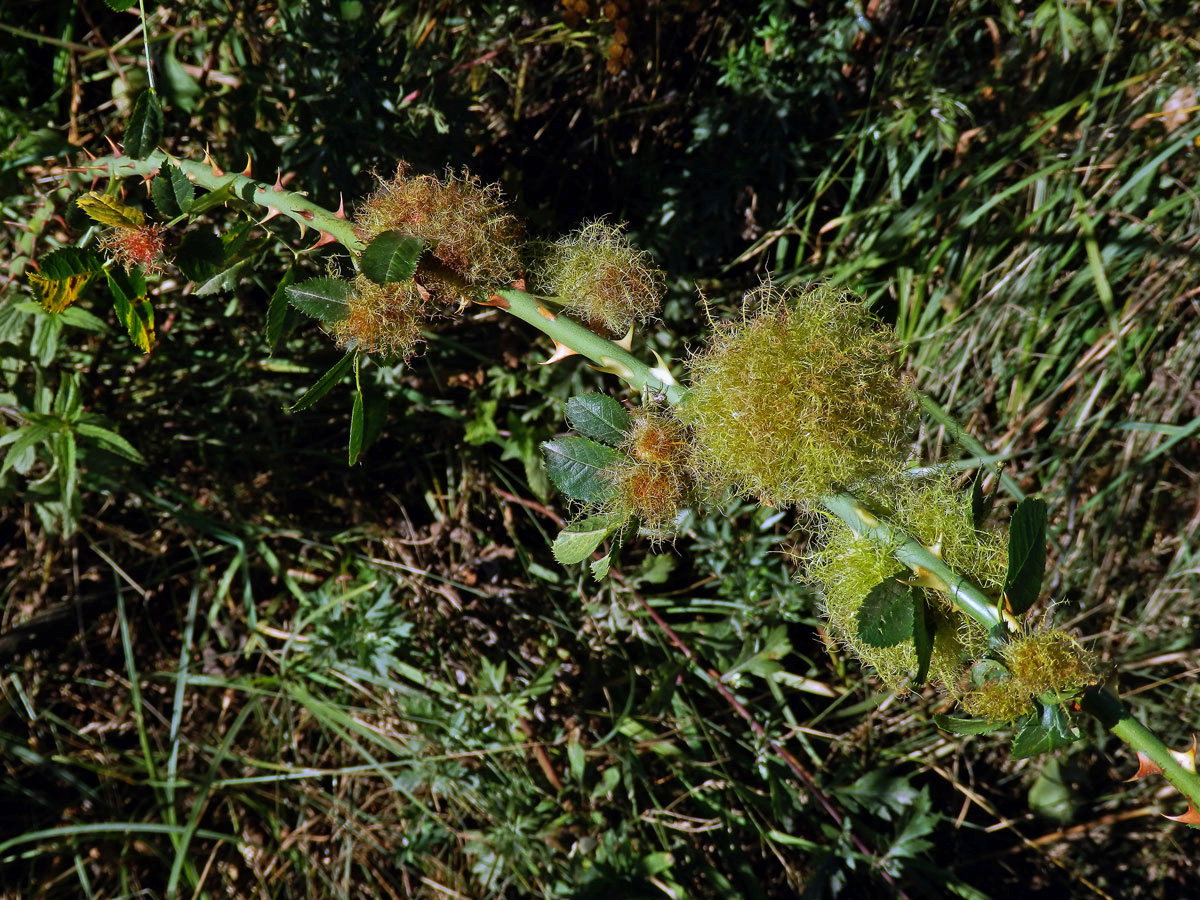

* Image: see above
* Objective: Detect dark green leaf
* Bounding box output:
[60,307,108,332]
[856,576,915,648]
[541,436,621,505]
[104,0,138,9]
[565,393,630,447]
[970,464,1002,528]
[348,357,364,466]
[76,423,145,464]
[286,278,351,324]
[266,268,296,352]
[31,316,61,365]
[124,90,162,160]
[359,230,424,285]
[285,352,355,413]
[932,714,1008,735]
[1011,703,1082,759]
[151,163,194,217]
[912,593,936,686]
[552,511,628,565]
[106,267,154,352]
[194,261,248,297]
[174,231,224,283]
[1004,497,1047,615]
[39,247,104,280]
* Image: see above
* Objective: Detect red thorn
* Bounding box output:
[80,146,97,161]
[413,281,431,303]
[272,170,285,192]
[310,231,339,248]
[296,210,314,221]
[510,276,526,291]
[1125,752,1164,782]
[203,145,224,177]
[535,305,556,321]
[334,193,347,219]
[477,294,511,310]
[296,220,307,240]
[258,207,282,224]
[401,89,420,103]
[541,341,578,365]
[241,154,252,178]
[1164,805,1200,825]
[104,135,121,155]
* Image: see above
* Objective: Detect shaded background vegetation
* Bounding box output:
[1,0,1199,897]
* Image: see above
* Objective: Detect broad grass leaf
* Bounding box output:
[565,393,630,446]
[76,423,145,464]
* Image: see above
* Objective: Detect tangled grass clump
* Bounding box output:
[680,285,915,507]
[535,221,664,335]
[355,162,522,305]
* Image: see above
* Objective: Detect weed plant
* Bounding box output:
[2,2,1200,899]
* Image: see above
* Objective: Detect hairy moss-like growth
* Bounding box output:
[356,163,521,305]
[535,221,664,335]
[98,224,164,274]
[680,285,915,507]
[960,677,1037,721]
[1004,631,1097,697]
[805,474,1004,690]
[332,274,425,358]
[603,407,692,534]
[960,632,1097,722]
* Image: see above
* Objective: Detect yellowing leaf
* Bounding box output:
[28,270,96,314]
[77,191,145,229]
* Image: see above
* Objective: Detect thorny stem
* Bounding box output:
[86,150,1200,818]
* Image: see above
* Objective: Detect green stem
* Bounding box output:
[1080,685,1200,815]
[84,152,363,252]
[493,288,687,405]
[138,0,156,92]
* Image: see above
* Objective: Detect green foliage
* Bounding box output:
[855,576,916,648]
[285,277,351,323]
[1004,497,1048,615]
[124,89,162,159]
[564,392,630,447]
[542,435,621,506]
[358,229,424,285]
